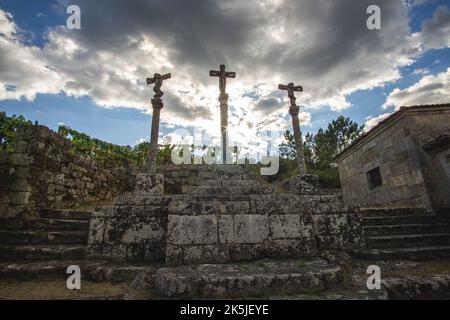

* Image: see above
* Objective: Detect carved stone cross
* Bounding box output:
[146,73,171,172]
[210,65,236,164]
[278,83,303,107]
[210,64,236,97]
[279,82,306,175]
[147,73,172,100]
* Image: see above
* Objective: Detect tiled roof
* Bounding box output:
[335,103,450,161]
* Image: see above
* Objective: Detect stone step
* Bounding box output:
[0,245,87,261]
[40,209,92,221]
[29,218,90,231]
[115,196,171,207]
[383,275,450,299]
[0,260,107,280]
[134,259,343,299]
[350,246,450,261]
[366,233,450,249]
[363,215,441,226]
[361,208,433,218]
[312,194,343,203]
[185,179,266,187]
[310,203,350,214]
[364,223,450,237]
[168,196,312,215]
[0,230,88,245]
[181,185,274,195]
[0,260,159,282]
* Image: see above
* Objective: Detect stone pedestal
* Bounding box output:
[289,174,319,195]
[135,173,164,196]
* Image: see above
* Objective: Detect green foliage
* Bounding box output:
[157,144,175,165]
[58,125,175,167]
[0,112,33,152]
[278,115,364,188]
[58,125,136,167]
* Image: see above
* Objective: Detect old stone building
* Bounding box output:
[336,104,450,211]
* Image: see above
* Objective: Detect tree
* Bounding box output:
[314,116,364,169]
[0,112,33,152]
[277,115,364,187]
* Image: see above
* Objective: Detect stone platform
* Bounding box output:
[86,165,360,266]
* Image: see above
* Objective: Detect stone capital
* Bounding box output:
[151,98,164,110]
[218,93,229,104]
[289,105,300,116]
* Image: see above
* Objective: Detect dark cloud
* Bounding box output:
[421,5,450,49]
[2,0,447,124]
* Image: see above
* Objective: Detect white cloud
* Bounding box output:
[384,68,450,109]
[0,11,63,101]
[0,1,448,145]
[364,113,392,131]
[412,68,430,75]
[0,10,16,37]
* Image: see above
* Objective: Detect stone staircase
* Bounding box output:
[0,208,92,278]
[351,208,450,260]
[179,166,274,195]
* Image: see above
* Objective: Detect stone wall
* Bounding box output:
[87,198,169,262]
[337,117,431,208]
[86,164,362,265]
[166,194,318,266]
[87,174,168,262]
[165,192,362,266]
[337,107,450,210]
[0,125,132,223]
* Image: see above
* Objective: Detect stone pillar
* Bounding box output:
[219,93,229,164]
[147,98,163,173]
[289,105,307,175]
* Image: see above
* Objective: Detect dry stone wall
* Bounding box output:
[0,125,132,224]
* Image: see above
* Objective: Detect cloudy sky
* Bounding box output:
[0,0,450,150]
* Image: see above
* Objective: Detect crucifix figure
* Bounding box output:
[279,82,307,175]
[146,73,171,172]
[210,64,236,164]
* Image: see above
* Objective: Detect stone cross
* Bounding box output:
[146,73,171,172]
[210,64,236,164]
[279,82,307,175]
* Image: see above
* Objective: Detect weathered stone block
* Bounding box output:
[167,215,218,245]
[166,245,183,266]
[218,215,233,244]
[233,214,269,244]
[265,238,317,258]
[135,173,164,195]
[229,243,266,262]
[269,214,310,239]
[182,245,229,264]
[289,174,319,195]
[121,220,165,244]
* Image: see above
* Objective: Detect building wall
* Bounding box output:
[337,109,450,209]
[337,116,431,208]
[410,112,450,210]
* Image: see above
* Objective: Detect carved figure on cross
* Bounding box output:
[278,83,303,107]
[147,73,172,100]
